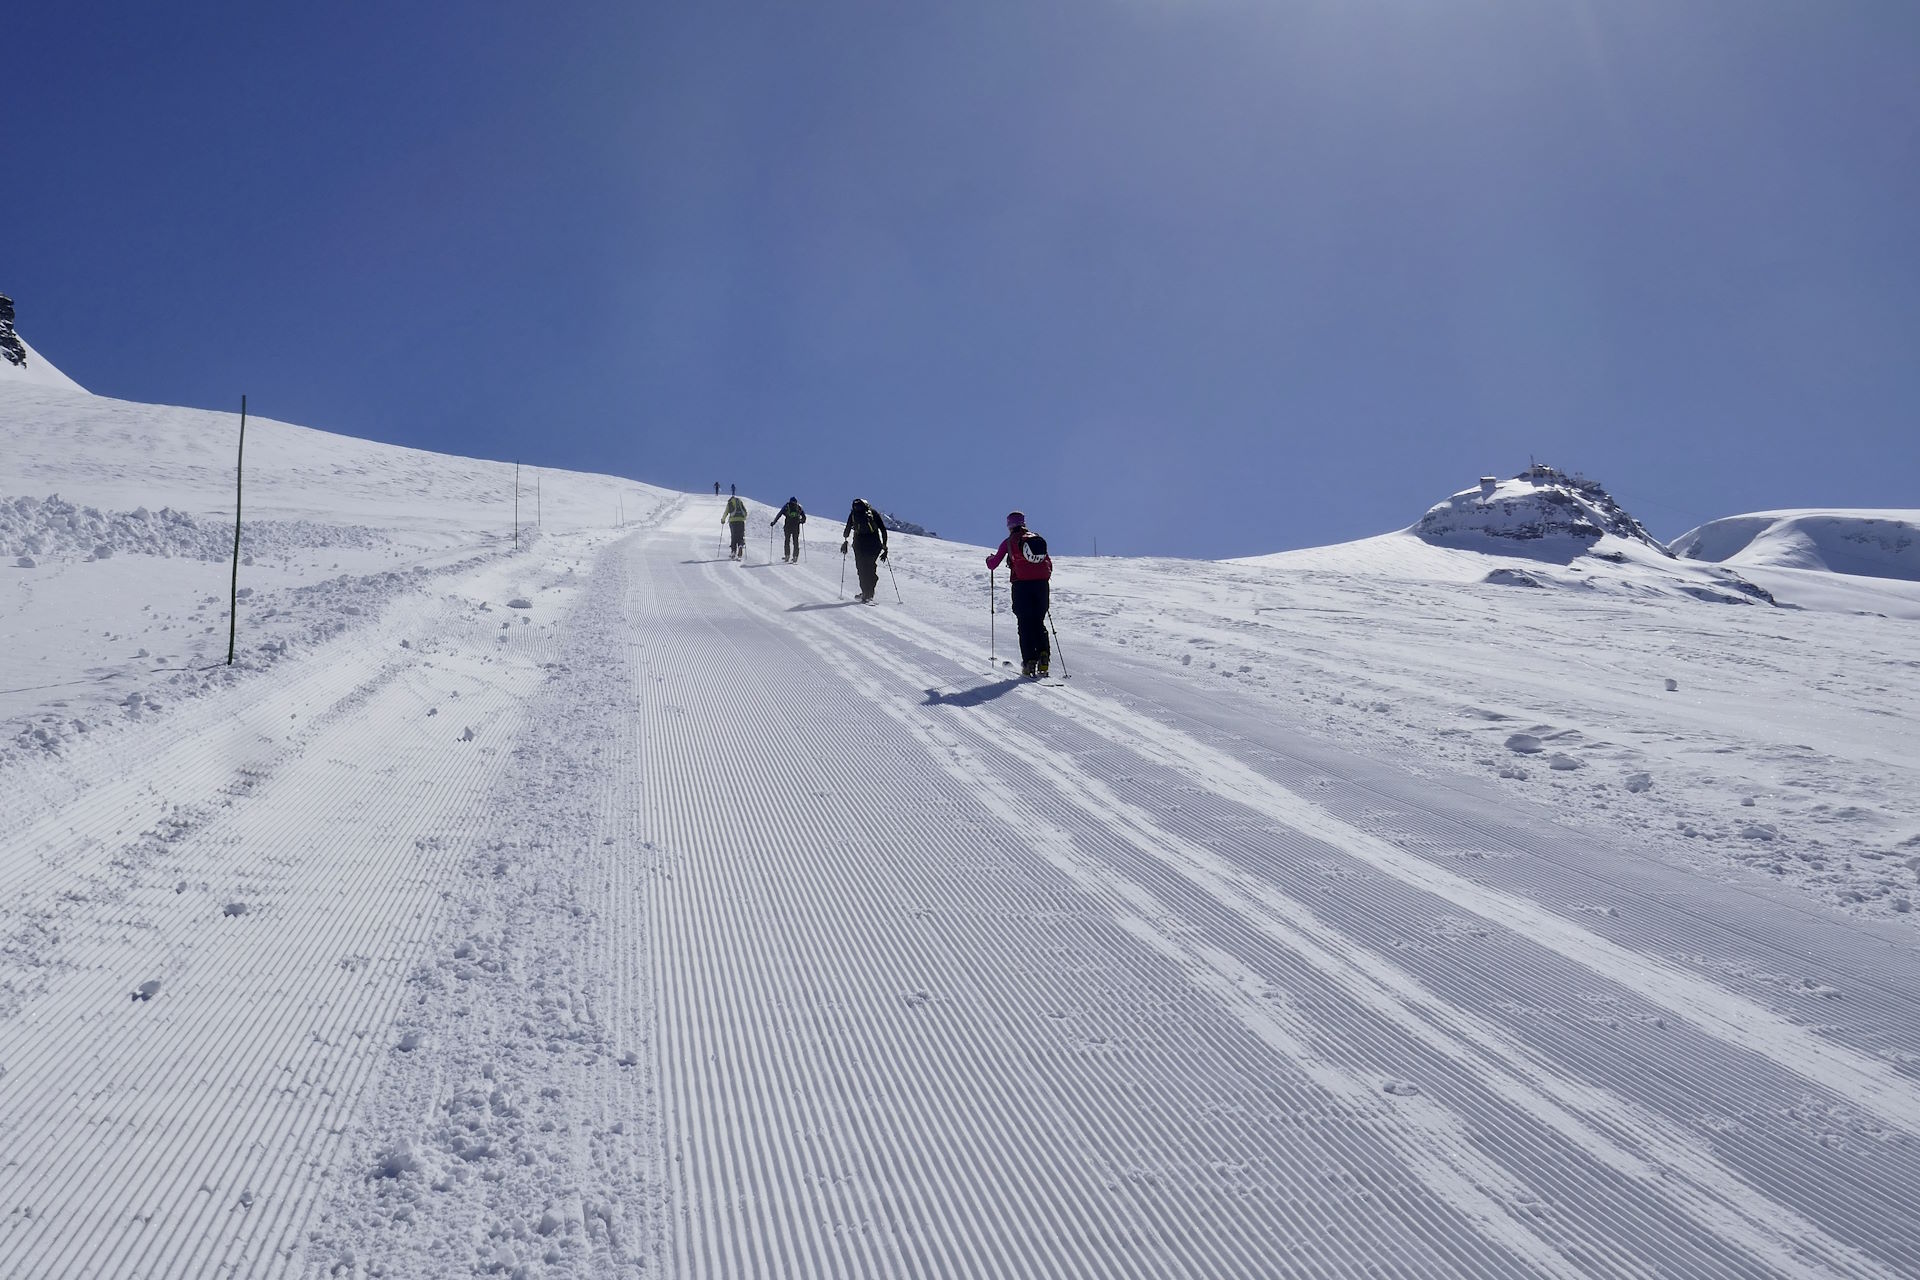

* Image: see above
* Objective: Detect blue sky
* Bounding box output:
[7,1,1916,558]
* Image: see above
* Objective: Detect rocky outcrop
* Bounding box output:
[1417,465,1669,553]
[878,509,938,539]
[0,295,26,369]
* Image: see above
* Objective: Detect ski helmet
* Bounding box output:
[1006,510,1026,529]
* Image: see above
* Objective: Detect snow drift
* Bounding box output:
[1673,510,1920,582]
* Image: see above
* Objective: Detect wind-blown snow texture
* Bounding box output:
[4,385,1920,1279]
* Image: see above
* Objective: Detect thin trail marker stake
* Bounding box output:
[536,473,542,529]
[514,462,520,550]
[226,394,246,665]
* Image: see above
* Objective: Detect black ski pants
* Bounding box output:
[1010,578,1050,668]
[852,539,883,599]
[783,519,803,559]
[729,521,746,553]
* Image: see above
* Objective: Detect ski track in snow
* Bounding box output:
[4,501,1920,1277]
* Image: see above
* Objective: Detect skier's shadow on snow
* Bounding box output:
[922,679,1022,708]
[788,601,861,612]
[681,558,735,565]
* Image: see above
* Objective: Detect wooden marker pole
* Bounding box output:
[226,395,247,665]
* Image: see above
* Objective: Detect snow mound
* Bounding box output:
[1,494,384,563]
[0,296,87,394]
[1416,465,1667,553]
[1673,511,1920,583]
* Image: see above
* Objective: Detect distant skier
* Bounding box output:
[722,494,749,560]
[771,497,807,562]
[841,498,889,602]
[986,510,1053,677]
[730,482,736,496]
[714,481,721,495]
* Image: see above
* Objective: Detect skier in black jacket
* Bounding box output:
[841,498,888,601]
[771,498,807,562]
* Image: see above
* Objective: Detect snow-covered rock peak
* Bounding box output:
[1416,465,1667,554]
[878,508,938,539]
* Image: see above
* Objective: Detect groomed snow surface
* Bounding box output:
[5,384,1920,1279]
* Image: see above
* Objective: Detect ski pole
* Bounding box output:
[839,547,847,598]
[769,521,776,565]
[989,568,996,666]
[1047,606,1068,678]
[885,553,903,604]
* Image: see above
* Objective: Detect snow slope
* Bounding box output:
[1674,511,1920,581]
[0,332,87,394]
[5,396,1920,1278]
[1671,511,1920,618]
[1,384,669,762]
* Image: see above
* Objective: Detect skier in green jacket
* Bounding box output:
[722,495,749,560]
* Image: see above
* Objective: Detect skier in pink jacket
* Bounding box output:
[985,510,1053,678]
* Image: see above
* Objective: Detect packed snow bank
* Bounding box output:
[1,493,381,565]
[1673,510,1920,582]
